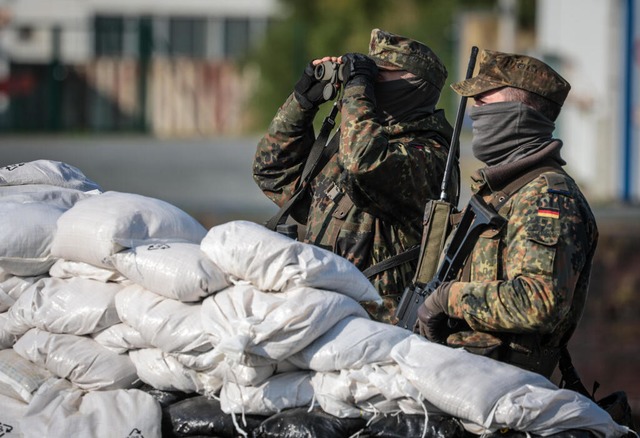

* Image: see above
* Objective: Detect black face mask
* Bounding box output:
[374,77,439,125]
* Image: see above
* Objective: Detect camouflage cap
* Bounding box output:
[368,28,447,90]
[451,49,571,106]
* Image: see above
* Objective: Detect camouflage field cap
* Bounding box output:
[451,49,571,105]
[368,28,447,90]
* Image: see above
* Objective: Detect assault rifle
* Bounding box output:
[395,193,506,330]
[395,46,488,330]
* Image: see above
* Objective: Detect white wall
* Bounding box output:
[537,0,632,201]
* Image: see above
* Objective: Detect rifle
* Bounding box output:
[395,194,506,330]
[395,46,481,330]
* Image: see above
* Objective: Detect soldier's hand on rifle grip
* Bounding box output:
[417,282,451,343]
[294,62,334,110]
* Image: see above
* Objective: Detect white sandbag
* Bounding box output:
[200,220,381,303]
[115,284,211,353]
[91,323,150,354]
[0,392,28,438]
[390,335,628,436]
[50,191,207,268]
[219,371,314,415]
[129,348,208,394]
[310,364,428,419]
[171,347,278,389]
[0,349,53,403]
[6,277,122,336]
[490,384,632,437]
[13,329,139,391]
[20,378,161,438]
[0,160,101,192]
[0,270,45,312]
[288,315,411,372]
[391,336,554,425]
[49,259,128,283]
[200,284,368,362]
[0,314,20,349]
[0,201,66,276]
[110,241,229,301]
[0,184,95,205]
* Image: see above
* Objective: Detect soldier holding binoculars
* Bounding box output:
[253,29,458,322]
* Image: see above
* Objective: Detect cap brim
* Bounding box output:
[450,75,506,97]
[371,56,403,71]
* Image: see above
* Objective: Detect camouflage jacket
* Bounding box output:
[253,84,455,321]
[443,145,598,377]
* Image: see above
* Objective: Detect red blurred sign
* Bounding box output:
[0,73,36,96]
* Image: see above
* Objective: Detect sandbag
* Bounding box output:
[0,349,52,403]
[390,335,631,437]
[0,184,95,205]
[200,220,381,303]
[50,191,207,268]
[288,315,411,372]
[129,348,209,394]
[310,364,427,419]
[6,277,122,337]
[13,329,139,391]
[91,322,149,354]
[0,201,66,276]
[200,283,368,362]
[0,314,20,349]
[0,392,28,438]
[0,270,44,313]
[162,395,267,438]
[115,284,211,353]
[253,407,366,438]
[20,378,161,438]
[364,412,466,438]
[110,241,229,302]
[219,371,314,416]
[48,259,127,283]
[0,160,102,192]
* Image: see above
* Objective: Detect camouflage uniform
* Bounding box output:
[433,50,599,377]
[253,29,456,322]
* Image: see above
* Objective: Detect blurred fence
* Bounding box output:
[0,58,255,136]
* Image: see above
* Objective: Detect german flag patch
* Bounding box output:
[538,207,560,219]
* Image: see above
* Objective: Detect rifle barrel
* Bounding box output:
[439,46,479,202]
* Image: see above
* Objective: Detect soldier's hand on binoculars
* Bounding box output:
[340,53,378,87]
[294,62,333,110]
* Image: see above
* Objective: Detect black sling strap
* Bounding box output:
[265,103,341,231]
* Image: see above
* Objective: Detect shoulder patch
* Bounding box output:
[542,172,571,196]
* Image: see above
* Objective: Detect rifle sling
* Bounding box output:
[265,126,340,231]
[362,245,420,279]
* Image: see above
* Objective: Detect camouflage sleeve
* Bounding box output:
[446,181,591,334]
[252,93,319,213]
[338,85,445,224]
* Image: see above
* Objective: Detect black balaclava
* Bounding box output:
[374,76,440,125]
[469,101,557,166]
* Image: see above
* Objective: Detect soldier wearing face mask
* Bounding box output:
[253,29,457,322]
[417,49,599,380]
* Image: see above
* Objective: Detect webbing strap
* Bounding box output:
[265,105,341,231]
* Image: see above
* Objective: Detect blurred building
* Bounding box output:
[456,0,638,203]
[0,0,279,136]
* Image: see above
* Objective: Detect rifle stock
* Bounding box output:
[395,194,506,330]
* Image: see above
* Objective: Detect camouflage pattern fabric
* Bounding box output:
[368,28,447,90]
[443,167,598,375]
[253,83,456,323]
[451,49,571,106]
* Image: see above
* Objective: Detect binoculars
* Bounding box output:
[313,61,345,100]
